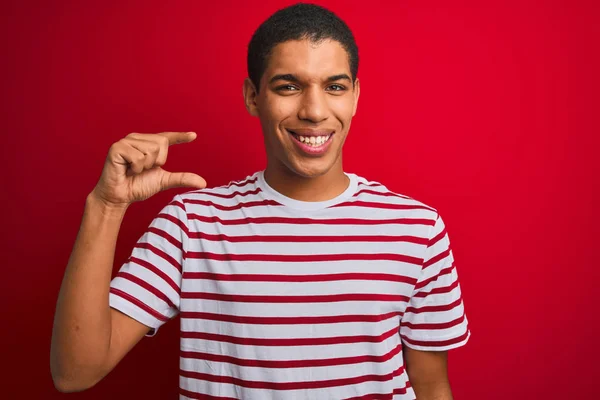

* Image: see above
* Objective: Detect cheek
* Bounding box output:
[259,99,285,127]
[258,98,295,145]
[331,98,355,127]
[271,98,296,122]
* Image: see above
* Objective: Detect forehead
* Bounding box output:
[264,39,351,80]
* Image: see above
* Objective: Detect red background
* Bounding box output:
[1,0,598,398]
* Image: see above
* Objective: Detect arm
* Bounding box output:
[50,131,206,392]
[404,347,453,400]
[399,213,471,399]
[50,193,152,393]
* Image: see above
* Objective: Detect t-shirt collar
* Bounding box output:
[256,170,358,211]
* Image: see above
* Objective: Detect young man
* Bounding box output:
[51,3,470,399]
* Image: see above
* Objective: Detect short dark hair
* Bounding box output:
[247,3,359,92]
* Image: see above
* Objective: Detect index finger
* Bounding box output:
[157,131,197,146]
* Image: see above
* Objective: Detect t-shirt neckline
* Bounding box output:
[256,170,358,211]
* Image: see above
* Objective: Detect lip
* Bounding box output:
[286,128,335,137]
[286,128,334,156]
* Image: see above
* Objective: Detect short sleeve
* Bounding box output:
[109,194,188,337]
[400,213,471,351]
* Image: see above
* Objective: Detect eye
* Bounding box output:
[326,84,347,92]
[276,84,299,92]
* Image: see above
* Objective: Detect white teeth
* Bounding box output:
[294,134,332,147]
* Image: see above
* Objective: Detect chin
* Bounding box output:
[285,157,335,179]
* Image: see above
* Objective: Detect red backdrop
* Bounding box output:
[1,0,598,398]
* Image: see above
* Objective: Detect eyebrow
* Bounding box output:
[269,73,352,84]
[326,74,352,83]
[269,74,300,84]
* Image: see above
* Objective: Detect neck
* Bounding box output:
[264,160,349,202]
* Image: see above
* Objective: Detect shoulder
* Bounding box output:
[350,174,440,218]
[174,172,263,213]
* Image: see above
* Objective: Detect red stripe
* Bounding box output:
[358,182,386,188]
[405,297,462,314]
[156,213,189,236]
[343,382,412,400]
[401,313,466,330]
[116,271,175,309]
[180,311,402,325]
[184,198,281,211]
[227,177,258,188]
[414,279,459,298]
[187,231,428,245]
[134,242,182,273]
[333,201,434,212]
[182,271,417,285]
[169,199,186,211]
[344,392,395,400]
[109,287,168,322]
[429,227,447,248]
[181,343,402,369]
[190,187,262,199]
[186,252,423,265]
[414,264,454,290]
[400,330,469,348]
[354,188,411,200]
[147,227,183,249]
[181,292,410,303]
[180,324,400,346]
[179,365,405,391]
[188,214,436,227]
[423,248,451,269]
[129,256,180,293]
[179,388,237,400]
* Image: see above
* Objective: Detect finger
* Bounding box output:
[123,144,147,174]
[110,142,146,175]
[161,171,207,190]
[125,134,169,166]
[154,136,169,166]
[157,131,197,146]
[127,137,161,170]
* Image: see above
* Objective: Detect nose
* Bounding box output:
[297,86,328,123]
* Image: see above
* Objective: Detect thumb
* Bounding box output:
[161,170,207,190]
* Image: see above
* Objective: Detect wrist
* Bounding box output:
[86,190,129,219]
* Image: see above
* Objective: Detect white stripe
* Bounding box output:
[182,278,415,297]
[181,317,401,341]
[189,221,433,238]
[193,239,425,257]
[184,259,422,277]
[180,335,400,365]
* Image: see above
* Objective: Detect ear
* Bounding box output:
[243,78,259,117]
[352,78,361,117]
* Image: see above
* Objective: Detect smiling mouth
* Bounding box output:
[286,129,334,147]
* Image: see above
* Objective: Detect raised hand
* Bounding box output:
[91,131,206,208]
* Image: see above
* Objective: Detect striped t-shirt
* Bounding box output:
[109,170,471,400]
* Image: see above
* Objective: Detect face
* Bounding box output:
[244,39,360,179]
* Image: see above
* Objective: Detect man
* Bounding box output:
[51,3,470,399]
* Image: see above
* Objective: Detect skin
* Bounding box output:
[404,348,454,399]
[244,38,359,202]
[51,37,453,399]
